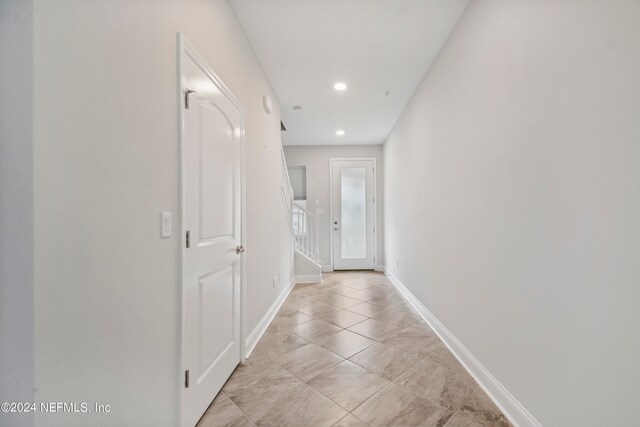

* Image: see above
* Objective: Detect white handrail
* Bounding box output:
[281,149,294,202]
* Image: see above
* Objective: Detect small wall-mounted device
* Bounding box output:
[263,95,272,114]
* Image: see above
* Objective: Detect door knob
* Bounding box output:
[236,245,245,254]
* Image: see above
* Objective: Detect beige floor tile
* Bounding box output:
[262,321,286,336]
[373,304,422,328]
[381,323,442,358]
[288,319,343,342]
[238,349,276,374]
[309,292,363,309]
[291,284,322,298]
[224,364,347,426]
[275,304,299,318]
[320,283,351,293]
[367,294,407,310]
[347,302,392,317]
[197,392,254,427]
[395,357,477,410]
[443,413,485,427]
[280,295,314,312]
[327,286,371,300]
[318,329,376,358]
[297,300,341,317]
[270,310,313,331]
[457,388,513,427]
[254,383,347,427]
[239,382,347,426]
[332,414,368,426]
[352,383,455,427]
[347,318,400,341]
[352,274,389,284]
[349,342,422,381]
[317,309,368,328]
[250,329,308,361]
[222,363,299,397]
[346,288,385,301]
[306,360,389,411]
[277,343,344,381]
[209,271,510,427]
[427,344,468,372]
[339,281,374,290]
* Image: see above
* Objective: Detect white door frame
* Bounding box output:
[329,157,377,270]
[177,33,247,425]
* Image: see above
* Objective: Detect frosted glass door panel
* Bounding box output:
[332,159,375,270]
[341,168,367,259]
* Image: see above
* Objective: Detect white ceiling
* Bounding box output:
[230,0,469,146]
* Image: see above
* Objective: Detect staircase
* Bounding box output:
[281,149,322,283]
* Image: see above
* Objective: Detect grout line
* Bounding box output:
[244,272,443,425]
[346,380,396,415]
[219,390,259,426]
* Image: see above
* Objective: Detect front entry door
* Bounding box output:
[331,159,376,270]
[180,37,244,427]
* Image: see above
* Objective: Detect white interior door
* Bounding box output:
[180,37,244,427]
[331,159,376,270]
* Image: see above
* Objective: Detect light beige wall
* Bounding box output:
[284,145,384,269]
[384,1,640,425]
[32,0,292,425]
[0,2,35,426]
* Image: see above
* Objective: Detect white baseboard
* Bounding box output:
[322,265,383,272]
[384,268,542,427]
[294,274,322,284]
[244,276,296,359]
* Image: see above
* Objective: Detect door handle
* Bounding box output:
[236,245,245,254]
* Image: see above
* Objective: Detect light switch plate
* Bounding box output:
[161,211,172,238]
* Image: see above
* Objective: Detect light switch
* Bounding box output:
[161,211,172,238]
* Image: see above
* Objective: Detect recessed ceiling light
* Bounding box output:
[334,82,347,91]
[293,105,303,111]
[336,130,345,136]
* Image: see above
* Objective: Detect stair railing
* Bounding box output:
[292,201,320,264]
[280,149,320,264]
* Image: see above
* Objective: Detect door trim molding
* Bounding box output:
[329,157,377,270]
[177,32,246,426]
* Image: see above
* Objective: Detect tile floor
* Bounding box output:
[197,271,512,427]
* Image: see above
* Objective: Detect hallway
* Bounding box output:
[197,272,511,427]
[3,1,640,425]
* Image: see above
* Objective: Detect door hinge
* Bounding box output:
[373,197,375,203]
[185,89,196,109]
[373,226,375,233]
[186,231,190,248]
[185,370,190,388]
